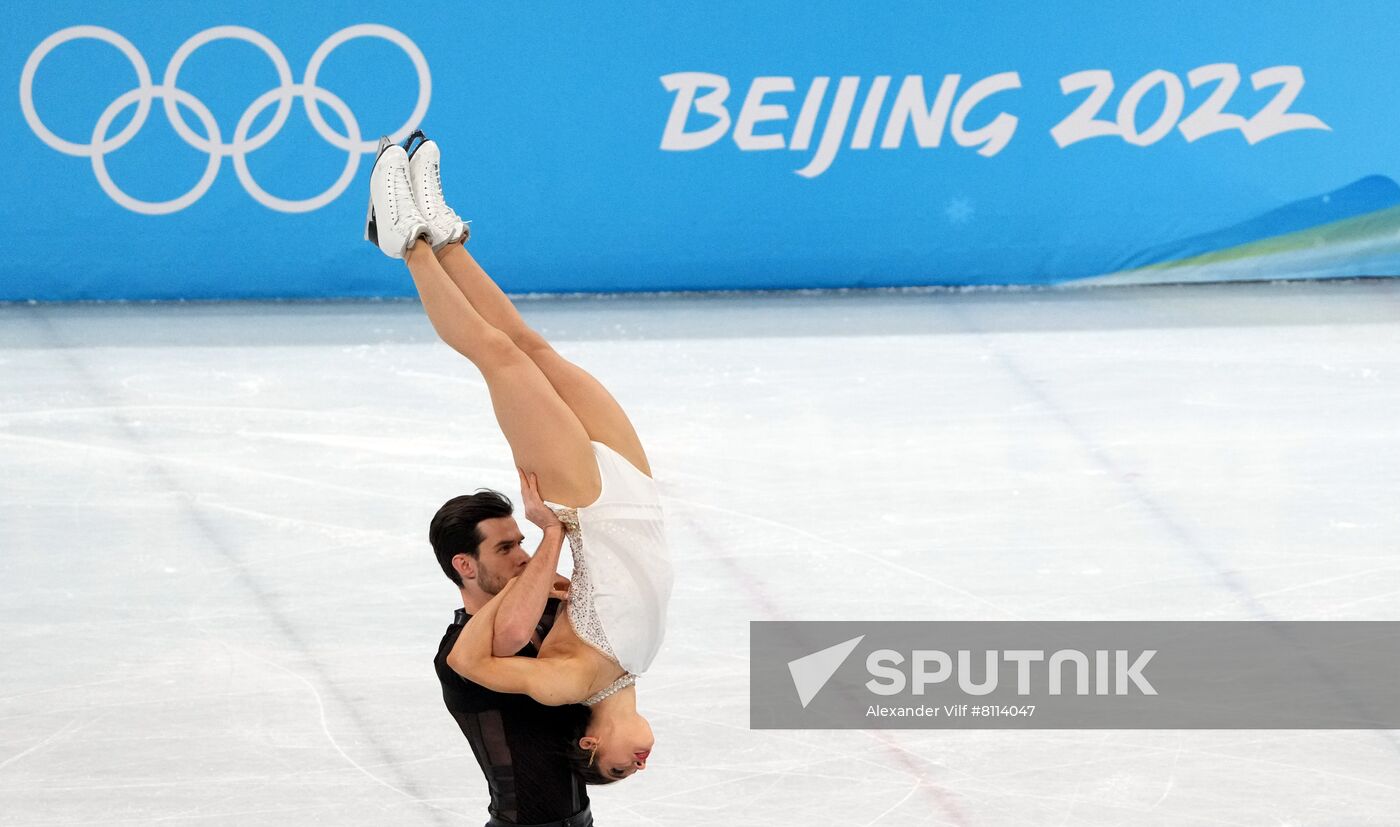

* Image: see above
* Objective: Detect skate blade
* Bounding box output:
[364,198,379,247]
[363,136,394,248]
[401,129,428,158]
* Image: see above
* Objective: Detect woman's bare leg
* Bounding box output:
[404,241,601,506]
[434,242,652,476]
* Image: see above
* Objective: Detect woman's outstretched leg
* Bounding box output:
[434,242,652,477]
[403,240,601,507]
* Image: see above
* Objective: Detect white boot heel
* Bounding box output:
[365,136,430,260]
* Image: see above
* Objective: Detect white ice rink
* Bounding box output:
[2,280,1399,826]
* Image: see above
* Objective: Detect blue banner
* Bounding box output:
[5,2,1399,300]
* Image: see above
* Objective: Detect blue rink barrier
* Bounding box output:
[5,2,1400,301]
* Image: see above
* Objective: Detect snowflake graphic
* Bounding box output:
[944,197,974,225]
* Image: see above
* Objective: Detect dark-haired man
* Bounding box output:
[430,477,594,827]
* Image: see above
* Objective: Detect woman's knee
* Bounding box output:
[451,325,526,368]
[510,327,555,359]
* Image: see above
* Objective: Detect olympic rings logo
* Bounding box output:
[19,24,431,215]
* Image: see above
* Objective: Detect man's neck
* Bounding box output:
[460,586,490,616]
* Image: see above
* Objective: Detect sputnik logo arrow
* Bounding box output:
[787,635,864,708]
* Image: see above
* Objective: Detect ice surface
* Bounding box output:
[2,281,1399,826]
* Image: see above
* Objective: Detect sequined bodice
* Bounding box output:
[553,506,638,706]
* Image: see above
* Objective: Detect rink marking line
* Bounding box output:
[866,731,975,826]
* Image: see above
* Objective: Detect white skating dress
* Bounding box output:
[549,442,673,706]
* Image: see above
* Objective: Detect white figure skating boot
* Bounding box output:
[402,130,470,249]
[364,137,431,259]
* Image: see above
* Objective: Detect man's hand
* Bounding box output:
[518,468,563,533]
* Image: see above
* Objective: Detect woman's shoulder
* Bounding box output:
[539,621,625,693]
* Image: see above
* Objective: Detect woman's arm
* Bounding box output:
[490,469,568,656]
[446,578,591,705]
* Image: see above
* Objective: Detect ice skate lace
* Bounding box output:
[551,506,638,705]
[391,166,422,230]
[423,161,463,226]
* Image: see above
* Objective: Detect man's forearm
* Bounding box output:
[491,525,565,651]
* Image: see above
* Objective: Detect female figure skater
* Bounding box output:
[365,132,673,783]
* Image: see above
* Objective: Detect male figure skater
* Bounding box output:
[430,481,594,827]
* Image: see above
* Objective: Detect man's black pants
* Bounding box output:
[486,805,593,827]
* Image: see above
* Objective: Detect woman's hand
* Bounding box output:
[518,467,563,533]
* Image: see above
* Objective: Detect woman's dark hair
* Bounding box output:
[565,717,619,785]
[429,490,513,586]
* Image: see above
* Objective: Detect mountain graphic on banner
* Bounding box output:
[1084,176,1400,286]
